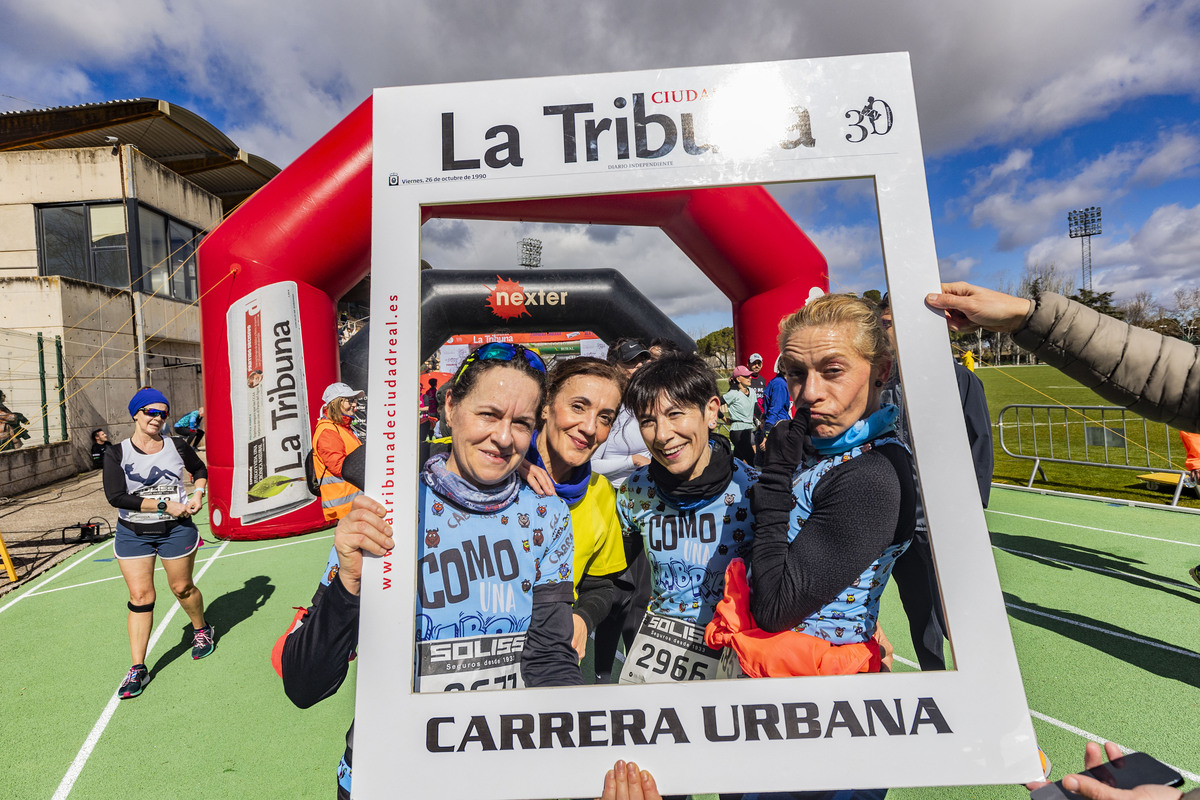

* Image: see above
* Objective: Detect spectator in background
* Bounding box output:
[592,339,653,487]
[647,337,682,360]
[173,406,205,449]
[313,383,364,522]
[878,293,992,671]
[961,349,976,372]
[0,389,30,450]
[592,337,654,683]
[90,428,113,469]
[762,355,791,434]
[747,352,767,464]
[720,364,757,463]
[1183,431,1200,586]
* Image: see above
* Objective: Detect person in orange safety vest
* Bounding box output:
[313,382,364,522]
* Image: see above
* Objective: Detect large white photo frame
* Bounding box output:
[360,53,1041,799]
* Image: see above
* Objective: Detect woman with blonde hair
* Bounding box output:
[708,293,916,687]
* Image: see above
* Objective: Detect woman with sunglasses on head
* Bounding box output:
[615,351,758,685]
[282,342,580,800]
[103,387,211,700]
[523,356,629,667]
[313,382,366,522]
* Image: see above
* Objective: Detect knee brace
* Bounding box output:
[128,600,155,613]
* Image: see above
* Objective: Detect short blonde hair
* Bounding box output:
[776,293,889,367]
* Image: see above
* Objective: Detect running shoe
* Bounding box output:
[1191,564,1200,587]
[192,623,216,660]
[119,664,149,699]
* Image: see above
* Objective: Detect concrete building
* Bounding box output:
[0,99,278,493]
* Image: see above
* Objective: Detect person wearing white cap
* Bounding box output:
[746,352,768,465]
[313,382,365,522]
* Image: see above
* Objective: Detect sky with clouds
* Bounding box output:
[4,0,1199,335]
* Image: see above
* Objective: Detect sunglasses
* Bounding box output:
[453,342,547,386]
[138,407,169,419]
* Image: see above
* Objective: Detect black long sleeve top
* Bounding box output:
[749,430,916,634]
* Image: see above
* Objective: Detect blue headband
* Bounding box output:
[129,388,170,418]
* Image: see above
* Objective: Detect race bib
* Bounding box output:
[619,612,737,684]
[415,632,526,693]
[126,483,187,524]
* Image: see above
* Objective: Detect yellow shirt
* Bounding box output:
[569,472,627,596]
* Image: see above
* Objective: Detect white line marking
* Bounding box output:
[989,510,1200,549]
[1028,710,1200,783]
[51,539,230,800]
[18,534,334,600]
[0,539,114,616]
[1005,602,1199,660]
[992,546,1200,592]
[892,657,1200,780]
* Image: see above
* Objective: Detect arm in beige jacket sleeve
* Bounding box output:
[1011,292,1200,432]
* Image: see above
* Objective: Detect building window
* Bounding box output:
[137,205,200,301]
[38,203,129,289]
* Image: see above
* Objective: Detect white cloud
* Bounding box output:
[937,256,978,282]
[1129,131,1200,187]
[4,1,1200,164]
[1024,201,1200,300]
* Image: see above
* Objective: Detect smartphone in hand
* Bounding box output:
[1031,752,1183,800]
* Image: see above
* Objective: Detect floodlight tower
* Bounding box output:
[1067,206,1102,292]
[519,237,543,269]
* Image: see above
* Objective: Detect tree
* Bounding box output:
[696,326,735,368]
[1146,316,1184,339]
[1172,286,1200,342]
[861,288,883,306]
[1119,291,1158,328]
[1017,262,1074,298]
[1068,288,1125,321]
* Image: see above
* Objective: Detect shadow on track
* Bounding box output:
[991,530,1200,605]
[1004,591,1200,690]
[150,575,275,679]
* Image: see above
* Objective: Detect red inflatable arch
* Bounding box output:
[198,95,827,541]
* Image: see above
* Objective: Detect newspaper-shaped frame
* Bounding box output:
[360,53,1041,799]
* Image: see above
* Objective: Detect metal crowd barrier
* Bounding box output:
[997,404,1198,507]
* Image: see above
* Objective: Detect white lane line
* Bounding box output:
[892,657,1200,781]
[989,510,1200,549]
[1005,602,1199,660]
[52,539,230,800]
[18,534,334,600]
[0,539,114,616]
[992,546,1200,592]
[1028,710,1200,784]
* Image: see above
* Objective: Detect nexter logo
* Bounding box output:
[485,276,569,321]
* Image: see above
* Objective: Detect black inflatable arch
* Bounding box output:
[341,268,697,387]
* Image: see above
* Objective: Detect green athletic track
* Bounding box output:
[1,485,1196,799]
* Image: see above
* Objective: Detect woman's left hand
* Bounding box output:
[164,500,190,518]
[185,491,204,516]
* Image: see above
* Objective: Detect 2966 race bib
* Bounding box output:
[619,612,738,684]
[415,632,526,693]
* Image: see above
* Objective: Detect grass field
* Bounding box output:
[974,365,1200,510]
